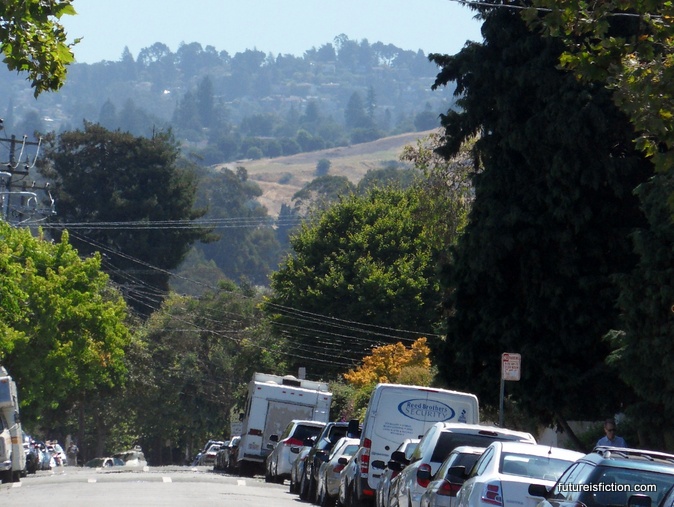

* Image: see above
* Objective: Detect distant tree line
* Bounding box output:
[1,35,456,166]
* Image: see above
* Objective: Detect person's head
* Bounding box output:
[604,419,618,437]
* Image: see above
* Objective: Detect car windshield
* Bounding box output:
[500,453,574,481]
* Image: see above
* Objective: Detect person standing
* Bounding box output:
[67,442,79,467]
[596,418,627,447]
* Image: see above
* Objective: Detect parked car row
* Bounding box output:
[209,436,240,473]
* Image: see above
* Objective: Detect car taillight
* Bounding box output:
[360,438,371,474]
[437,479,462,497]
[480,481,503,506]
[284,437,303,446]
[416,464,432,488]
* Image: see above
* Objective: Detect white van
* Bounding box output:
[351,383,479,505]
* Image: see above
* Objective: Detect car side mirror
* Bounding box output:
[338,457,349,466]
[391,450,409,465]
[303,438,315,447]
[387,460,404,472]
[316,450,329,462]
[528,483,550,498]
[628,495,652,507]
[269,434,279,443]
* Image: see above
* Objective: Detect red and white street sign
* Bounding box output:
[501,353,521,381]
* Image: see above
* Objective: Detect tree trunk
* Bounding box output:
[555,413,587,452]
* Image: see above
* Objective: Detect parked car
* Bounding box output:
[113,446,147,467]
[265,419,326,484]
[290,441,314,494]
[198,441,225,466]
[224,436,241,473]
[317,437,361,507]
[215,440,231,471]
[393,423,537,507]
[49,442,67,466]
[419,446,486,507]
[530,446,674,507]
[375,439,421,507]
[300,419,361,503]
[84,456,125,468]
[455,442,583,507]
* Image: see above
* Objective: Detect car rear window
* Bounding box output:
[430,433,522,463]
[292,425,323,441]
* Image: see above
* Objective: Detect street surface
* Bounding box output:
[0,465,298,507]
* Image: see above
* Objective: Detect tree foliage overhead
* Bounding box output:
[0,0,78,96]
[0,223,131,424]
[525,0,674,174]
[429,4,652,430]
[38,122,212,315]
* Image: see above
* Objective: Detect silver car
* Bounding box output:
[419,446,485,507]
[317,437,360,507]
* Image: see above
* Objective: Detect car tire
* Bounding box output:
[309,475,318,504]
[300,473,310,501]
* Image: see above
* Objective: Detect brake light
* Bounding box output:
[360,438,371,474]
[481,481,503,506]
[437,479,462,497]
[284,437,303,446]
[249,428,263,436]
[417,464,432,488]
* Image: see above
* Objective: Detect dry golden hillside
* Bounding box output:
[213,130,434,216]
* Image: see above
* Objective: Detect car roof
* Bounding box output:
[494,441,585,460]
[435,423,536,442]
[288,419,327,426]
[582,446,674,473]
[449,445,487,455]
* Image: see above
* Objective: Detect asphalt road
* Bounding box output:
[0,465,301,507]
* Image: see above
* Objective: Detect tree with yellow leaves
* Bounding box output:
[343,337,433,388]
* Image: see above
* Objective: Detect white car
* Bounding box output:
[394,423,537,507]
[420,446,486,507]
[454,442,583,507]
[265,419,326,484]
[375,438,420,507]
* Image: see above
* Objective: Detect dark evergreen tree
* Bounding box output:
[429,5,651,436]
[39,122,211,316]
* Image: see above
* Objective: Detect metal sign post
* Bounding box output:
[499,353,521,427]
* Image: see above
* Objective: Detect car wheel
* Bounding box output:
[300,472,309,501]
[309,476,318,503]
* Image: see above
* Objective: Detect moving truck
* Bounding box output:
[354,383,479,505]
[237,373,332,476]
[0,366,25,483]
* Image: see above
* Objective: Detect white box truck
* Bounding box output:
[352,383,479,505]
[0,366,25,483]
[237,373,332,476]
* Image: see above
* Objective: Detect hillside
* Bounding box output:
[214,130,432,216]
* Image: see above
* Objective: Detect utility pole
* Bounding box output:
[0,121,55,225]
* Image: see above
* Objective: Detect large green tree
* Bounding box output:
[430,4,652,441]
[39,122,212,315]
[0,223,131,426]
[130,281,287,464]
[0,0,78,96]
[266,186,447,378]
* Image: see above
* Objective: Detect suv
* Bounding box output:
[394,423,536,507]
[530,446,674,507]
[265,419,326,483]
[300,419,361,503]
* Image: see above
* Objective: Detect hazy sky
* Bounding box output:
[62,1,484,64]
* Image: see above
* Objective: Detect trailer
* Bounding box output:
[0,366,25,483]
[237,373,332,476]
